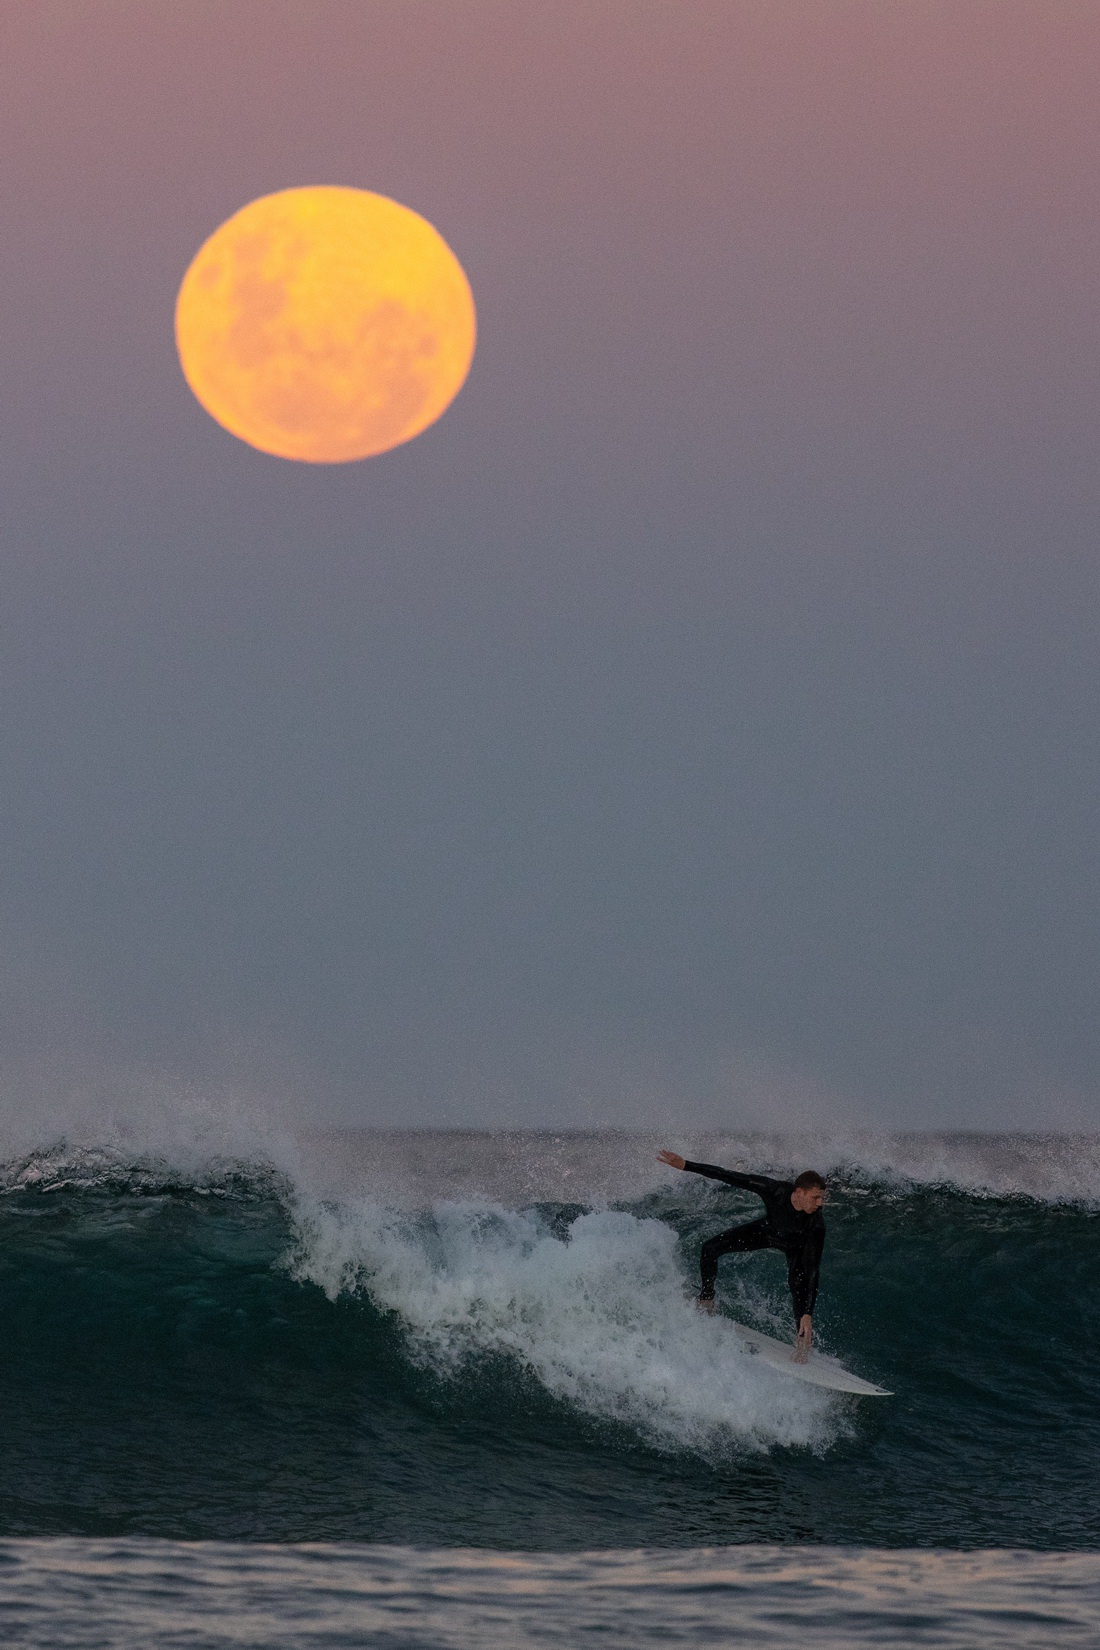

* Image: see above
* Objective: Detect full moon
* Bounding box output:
[174,186,477,463]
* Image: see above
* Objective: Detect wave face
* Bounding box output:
[1,1130,1098,1549]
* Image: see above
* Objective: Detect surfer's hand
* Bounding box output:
[794,1316,813,1363]
[657,1150,686,1171]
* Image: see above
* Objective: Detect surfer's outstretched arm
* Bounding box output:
[657,1151,783,1200]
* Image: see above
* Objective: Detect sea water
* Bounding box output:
[1,1121,1098,1644]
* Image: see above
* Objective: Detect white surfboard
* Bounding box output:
[732,1322,892,1396]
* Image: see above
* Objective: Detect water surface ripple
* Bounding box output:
[2,1540,1098,1649]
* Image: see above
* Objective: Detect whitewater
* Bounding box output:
[287,1195,837,1455]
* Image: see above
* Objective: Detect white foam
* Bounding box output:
[286,1194,841,1455]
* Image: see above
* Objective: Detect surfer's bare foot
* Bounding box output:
[696,1294,717,1313]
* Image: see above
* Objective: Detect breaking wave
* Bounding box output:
[2,1105,1097,1546]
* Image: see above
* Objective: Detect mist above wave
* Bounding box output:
[294,1127,1100,1209]
[0,1070,1097,1207]
[0,1077,301,1194]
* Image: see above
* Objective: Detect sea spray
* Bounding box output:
[0,1071,302,1192]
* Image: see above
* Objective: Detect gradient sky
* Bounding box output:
[1,0,1098,1128]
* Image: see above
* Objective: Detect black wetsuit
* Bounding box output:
[684,1163,825,1323]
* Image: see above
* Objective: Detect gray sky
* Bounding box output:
[1,1,1098,1129]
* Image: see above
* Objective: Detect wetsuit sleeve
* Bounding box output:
[788,1224,825,1321]
[681,1162,785,1198]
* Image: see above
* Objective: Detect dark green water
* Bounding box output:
[0,1137,1097,1549]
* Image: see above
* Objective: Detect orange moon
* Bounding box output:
[174,187,477,462]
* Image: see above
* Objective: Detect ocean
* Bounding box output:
[1,1124,1097,1645]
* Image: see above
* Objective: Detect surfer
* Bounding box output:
[657,1152,826,1360]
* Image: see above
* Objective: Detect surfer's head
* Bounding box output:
[790,1170,827,1213]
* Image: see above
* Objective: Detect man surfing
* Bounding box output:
[657,1151,827,1361]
